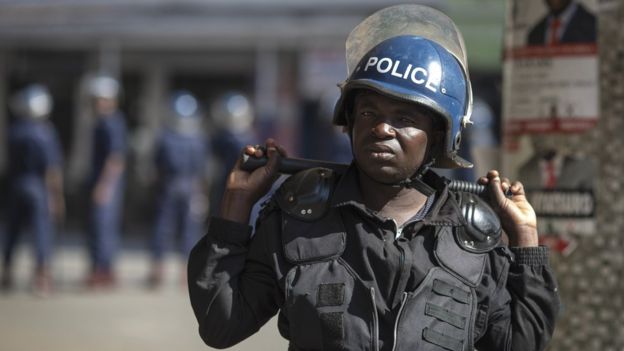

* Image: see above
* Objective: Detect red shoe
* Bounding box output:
[100,270,117,289]
[33,268,53,297]
[147,263,164,290]
[85,268,116,290]
[1,268,14,292]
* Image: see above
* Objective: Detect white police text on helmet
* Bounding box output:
[363,57,442,93]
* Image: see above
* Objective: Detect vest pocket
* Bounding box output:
[284,261,352,350]
[317,283,345,307]
[394,268,476,351]
[284,260,377,350]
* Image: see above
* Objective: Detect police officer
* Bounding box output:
[3,84,64,295]
[209,92,258,216]
[148,90,207,288]
[85,75,127,289]
[188,5,559,351]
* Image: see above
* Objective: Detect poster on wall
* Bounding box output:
[502,0,599,255]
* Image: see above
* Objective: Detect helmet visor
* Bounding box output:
[345,4,468,77]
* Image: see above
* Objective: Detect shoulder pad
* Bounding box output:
[453,191,502,253]
[275,167,339,222]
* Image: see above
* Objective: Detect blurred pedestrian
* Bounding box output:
[2,84,64,295]
[84,75,127,289]
[147,90,208,288]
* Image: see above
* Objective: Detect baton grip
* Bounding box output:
[240,155,495,196]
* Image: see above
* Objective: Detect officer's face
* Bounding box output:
[93,97,118,116]
[351,90,435,184]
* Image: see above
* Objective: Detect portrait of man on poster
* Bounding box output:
[527,0,596,46]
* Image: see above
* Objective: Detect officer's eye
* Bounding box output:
[399,116,418,125]
[398,113,431,128]
[359,110,375,119]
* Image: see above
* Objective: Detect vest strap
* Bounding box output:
[423,327,464,351]
[425,303,467,329]
[432,279,470,304]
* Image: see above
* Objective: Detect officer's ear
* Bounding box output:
[433,129,445,147]
[426,120,446,160]
[430,131,444,157]
[343,92,358,139]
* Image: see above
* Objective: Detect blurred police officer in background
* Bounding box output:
[147,90,208,288]
[2,84,64,295]
[85,75,127,289]
[209,92,258,216]
[315,90,353,164]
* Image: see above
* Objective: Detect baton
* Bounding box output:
[240,155,491,196]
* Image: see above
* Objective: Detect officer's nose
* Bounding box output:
[371,119,396,138]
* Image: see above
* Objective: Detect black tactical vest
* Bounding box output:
[275,168,501,351]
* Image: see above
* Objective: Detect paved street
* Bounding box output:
[0,243,287,351]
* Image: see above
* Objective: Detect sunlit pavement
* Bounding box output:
[0,242,287,351]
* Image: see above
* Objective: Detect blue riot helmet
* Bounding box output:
[88,75,120,100]
[87,74,121,116]
[10,84,53,120]
[172,90,199,118]
[168,90,201,133]
[210,92,254,133]
[333,4,474,169]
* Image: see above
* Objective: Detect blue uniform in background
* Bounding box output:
[152,128,207,260]
[321,127,353,164]
[210,129,257,215]
[212,129,256,177]
[4,119,62,269]
[88,112,127,273]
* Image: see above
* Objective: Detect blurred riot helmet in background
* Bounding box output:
[10,84,53,120]
[88,74,121,115]
[167,90,202,133]
[210,92,254,133]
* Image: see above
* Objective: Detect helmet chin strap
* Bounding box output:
[357,157,435,196]
[394,158,436,196]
